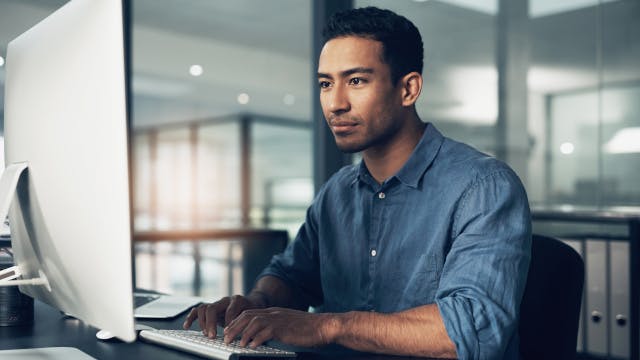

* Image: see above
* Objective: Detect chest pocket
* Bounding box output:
[400,254,441,308]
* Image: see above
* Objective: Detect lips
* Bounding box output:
[329,118,358,134]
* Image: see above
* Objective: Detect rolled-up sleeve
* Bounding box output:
[435,169,531,359]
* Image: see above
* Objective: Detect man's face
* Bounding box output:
[318,36,404,153]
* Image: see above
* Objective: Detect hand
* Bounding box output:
[183,295,262,338]
[223,307,339,349]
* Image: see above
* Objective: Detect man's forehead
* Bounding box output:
[318,36,385,75]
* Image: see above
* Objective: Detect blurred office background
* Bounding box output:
[0,0,638,344]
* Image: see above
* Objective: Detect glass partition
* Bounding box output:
[356,0,640,209]
[130,0,312,294]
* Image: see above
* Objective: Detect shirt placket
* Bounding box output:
[366,184,387,310]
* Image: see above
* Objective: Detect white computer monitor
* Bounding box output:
[1,0,135,342]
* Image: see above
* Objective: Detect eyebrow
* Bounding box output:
[317,67,375,79]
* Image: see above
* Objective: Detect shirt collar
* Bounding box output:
[352,123,444,188]
[352,160,372,187]
[395,123,444,188]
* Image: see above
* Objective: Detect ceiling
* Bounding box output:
[0,0,638,130]
[133,0,311,59]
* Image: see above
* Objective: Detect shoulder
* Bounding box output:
[437,137,521,187]
[436,139,531,237]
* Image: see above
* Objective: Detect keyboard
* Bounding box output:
[139,329,297,359]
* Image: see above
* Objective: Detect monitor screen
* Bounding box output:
[3,0,135,342]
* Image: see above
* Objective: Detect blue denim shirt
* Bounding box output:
[260,123,531,359]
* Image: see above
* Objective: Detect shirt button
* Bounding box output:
[370,249,377,257]
[378,192,386,199]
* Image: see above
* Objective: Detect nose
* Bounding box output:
[325,85,350,115]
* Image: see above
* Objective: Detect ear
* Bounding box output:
[400,72,422,107]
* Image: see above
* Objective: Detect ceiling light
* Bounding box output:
[560,142,574,155]
[0,56,5,67]
[283,94,295,106]
[237,93,250,105]
[189,64,203,77]
[604,127,640,154]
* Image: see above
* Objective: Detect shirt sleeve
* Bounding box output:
[435,169,532,360]
[257,198,324,307]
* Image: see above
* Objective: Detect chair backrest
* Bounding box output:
[519,234,584,360]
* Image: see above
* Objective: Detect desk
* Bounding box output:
[0,300,438,360]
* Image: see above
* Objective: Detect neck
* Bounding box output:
[363,115,426,184]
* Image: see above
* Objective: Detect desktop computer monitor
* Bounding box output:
[1,0,135,342]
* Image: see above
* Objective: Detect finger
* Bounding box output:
[248,326,273,349]
[225,295,248,326]
[214,297,230,325]
[225,308,256,331]
[237,315,266,348]
[204,304,221,338]
[196,298,230,336]
[223,311,254,344]
[197,304,207,334]
[183,307,198,329]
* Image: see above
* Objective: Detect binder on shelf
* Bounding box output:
[562,238,584,353]
[610,241,630,359]
[585,239,608,356]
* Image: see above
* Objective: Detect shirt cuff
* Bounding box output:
[436,296,484,360]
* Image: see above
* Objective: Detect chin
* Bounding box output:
[335,141,367,154]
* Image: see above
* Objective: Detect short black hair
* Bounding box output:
[322,7,424,84]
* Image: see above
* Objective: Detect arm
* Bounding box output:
[330,304,457,358]
[435,169,532,358]
[223,303,456,358]
[226,270,456,356]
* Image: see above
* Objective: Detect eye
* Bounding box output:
[318,81,331,89]
[349,77,365,86]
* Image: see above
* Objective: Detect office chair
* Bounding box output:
[519,234,584,360]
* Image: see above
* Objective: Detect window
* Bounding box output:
[356,0,640,209]
[130,1,313,295]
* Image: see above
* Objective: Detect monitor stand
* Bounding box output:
[0,162,50,290]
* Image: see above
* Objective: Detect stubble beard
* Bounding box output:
[335,139,367,154]
[327,114,366,153]
[332,121,400,154]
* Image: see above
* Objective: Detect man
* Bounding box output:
[184,7,531,359]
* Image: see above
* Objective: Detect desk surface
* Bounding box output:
[0,300,436,360]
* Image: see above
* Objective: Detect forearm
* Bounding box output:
[247,275,308,311]
[326,304,457,359]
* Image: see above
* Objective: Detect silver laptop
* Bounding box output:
[134,292,202,319]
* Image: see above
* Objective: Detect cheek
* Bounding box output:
[361,98,393,125]
[353,94,383,120]
[319,95,329,115]
[320,104,336,124]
